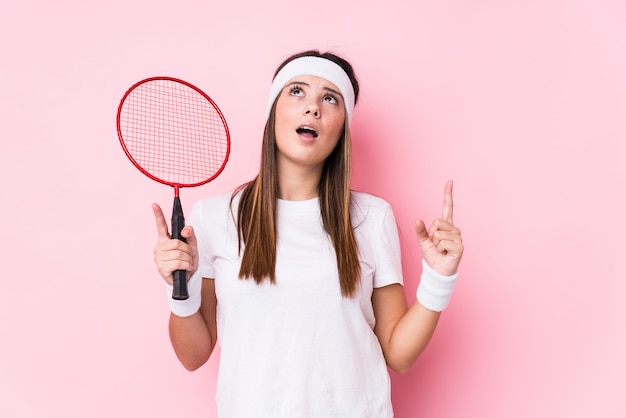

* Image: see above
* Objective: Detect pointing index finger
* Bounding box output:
[442,180,454,223]
[152,203,171,239]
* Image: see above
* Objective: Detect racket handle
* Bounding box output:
[171,196,189,300]
[172,270,189,300]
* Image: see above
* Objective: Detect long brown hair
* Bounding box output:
[233,50,361,297]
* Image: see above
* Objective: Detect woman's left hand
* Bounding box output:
[415,180,464,276]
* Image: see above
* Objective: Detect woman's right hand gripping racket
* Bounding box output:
[117,77,230,300]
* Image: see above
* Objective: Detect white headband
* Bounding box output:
[265,56,356,123]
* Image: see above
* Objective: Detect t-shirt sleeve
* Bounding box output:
[372,204,404,288]
[187,199,216,280]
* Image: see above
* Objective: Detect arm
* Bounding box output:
[373,181,463,373]
[169,278,218,371]
[372,284,440,373]
[152,203,218,371]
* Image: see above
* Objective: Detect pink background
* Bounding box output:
[1,0,625,417]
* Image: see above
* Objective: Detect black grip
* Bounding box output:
[171,196,189,300]
[172,270,188,300]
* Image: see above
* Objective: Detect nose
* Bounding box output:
[304,101,320,117]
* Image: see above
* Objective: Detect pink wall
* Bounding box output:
[2,0,625,417]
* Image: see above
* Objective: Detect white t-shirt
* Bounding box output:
[188,190,404,418]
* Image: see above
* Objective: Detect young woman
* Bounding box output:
[152,50,463,417]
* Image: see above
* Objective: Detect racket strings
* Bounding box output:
[119,79,229,186]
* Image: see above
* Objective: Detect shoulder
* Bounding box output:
[351,191,395,227]
[188,190,241,226]
[351,190,392,209]
[193,190,240,211]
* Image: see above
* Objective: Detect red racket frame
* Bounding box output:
[116,76,230,196]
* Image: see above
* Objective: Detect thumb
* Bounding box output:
[180,225,197,248]
[415,219,437,261]
[414,219,430,244]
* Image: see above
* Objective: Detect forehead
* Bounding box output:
[284,75,342,95]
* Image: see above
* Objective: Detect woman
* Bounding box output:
[152,50,463,417]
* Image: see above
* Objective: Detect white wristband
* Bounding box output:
[164,269,203,317]
[416,259,459,312]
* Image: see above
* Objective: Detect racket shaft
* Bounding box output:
[171,196,189,300]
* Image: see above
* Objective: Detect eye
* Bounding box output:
[288,85,304,96]
[322,94,338,105]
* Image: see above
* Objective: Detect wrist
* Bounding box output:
[416,259,458,312]
[164,269,203,317]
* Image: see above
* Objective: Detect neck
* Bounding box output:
[277,162,323,201]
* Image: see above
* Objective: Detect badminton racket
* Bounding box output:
[117,77,230,300]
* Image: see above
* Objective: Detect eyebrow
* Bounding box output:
[285,81,343,99]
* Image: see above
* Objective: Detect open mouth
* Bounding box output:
[296,126,318,138]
